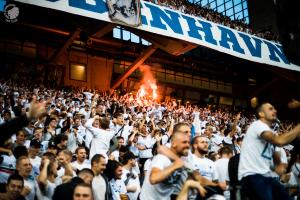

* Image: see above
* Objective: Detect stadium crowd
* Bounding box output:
[147,0,278,42]
[0,81,299,200]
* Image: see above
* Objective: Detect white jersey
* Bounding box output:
[238,120,275,180]
[111,124,132,145]
[77,125,86,140]
[30,156,41,177]
[270,147,288,178]
[214,158,230,182]
[24,178,38,200]
[85,118,115,158]
[110,179,127,200]
[92,175,107,200]
[291,163,300,186]
[139,154,179,200]
[79,108,90,120]
[36,178,61,200]
[0,155,16,183]
[191,154,219,181]
[137,135,155,159]
[71,160,91,172]
[143,158,152,173]
[121,168,140,200]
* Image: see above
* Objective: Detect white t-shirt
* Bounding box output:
[57,166,77,178]
[36,178,62,200]
[79,108,90,120]
[71,160,91,171]
[139,154,177,200]
[85,129,93,149]
[0,155,16,183]
[77,125,87,140]
[191,154,219,181]
[238,120,274,180]
[161,134,170,145]
[137,135,155,159]
[92,175,107,200]
[110,179,127,200]
[210,134,224,153]
[271,147,288,178]
[121,168,140,200]
[24,178,38,200]
[30,156,41,177]
[111,124,132,145]
[83,92,93,100]
[151,107,164,120]
[193,112,201,134]
[278,147,288,164]
[86,118,115,159]
[143,158,152,173]
[110,150,120,162]
[286,172,298,187]
[214,158,229,182]
[290,163,300,186]
[200,120,207,129]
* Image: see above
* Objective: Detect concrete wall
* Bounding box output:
[56,51,114,91]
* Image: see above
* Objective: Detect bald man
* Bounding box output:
[139,128,190,200]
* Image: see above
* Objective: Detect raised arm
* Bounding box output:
[37,158,50,187]
[166,118,175,138]
[150,159,184,184]
[85,116,100,134]
[0,98,46,145]
[176,180,206,200]
[261,124,300,146]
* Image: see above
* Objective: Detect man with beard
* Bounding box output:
[139,128,190,200]
[191,136,219,182]
[238,103,300,200]
[104,160,127,200]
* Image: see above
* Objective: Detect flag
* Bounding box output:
[106,0,141,27]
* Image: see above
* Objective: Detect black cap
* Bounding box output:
[48,141,57,149]
[30,139,41,148]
